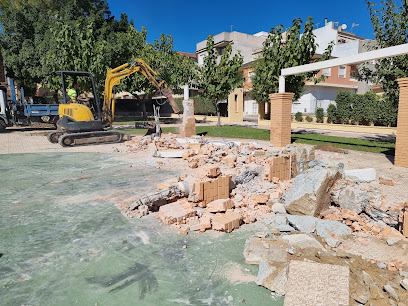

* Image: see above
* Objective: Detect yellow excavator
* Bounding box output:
[47,59,180,146]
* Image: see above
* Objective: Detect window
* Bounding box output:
[322,68,331,76]
[234,94,238,112]
[252,102,258,114]
[198,53,206,65]
[338,66,346,78]
[248,70,255,82]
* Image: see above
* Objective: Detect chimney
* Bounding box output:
[325,18,328,26]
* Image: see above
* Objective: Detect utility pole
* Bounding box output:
[230,24,234,32]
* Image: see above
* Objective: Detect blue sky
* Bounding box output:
[108,0,375,53]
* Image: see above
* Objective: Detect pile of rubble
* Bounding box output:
[243,233,408,304]
[122,134,407,241]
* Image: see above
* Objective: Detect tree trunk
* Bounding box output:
[141,101,147,120]
[216,101,221,127]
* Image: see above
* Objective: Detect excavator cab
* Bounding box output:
[56,71,104,130]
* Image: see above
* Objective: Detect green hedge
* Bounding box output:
[329,91,397,126]
[174,95,217,115]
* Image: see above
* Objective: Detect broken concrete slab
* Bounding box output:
[281,234,325,251]
[256,260,287,296]
[384,283,399,302]
[284,165,341,216]
[287,215,318,234]
[324,236,341,248]
[243,237,289,265]
[401,278,408,291]
[154,150,185,158]
[332,186,369,214]
[316,219,351,239]
[345,168,376,182]
[271,202,287,214]
[274,224,295,232]
[284,260,349,306]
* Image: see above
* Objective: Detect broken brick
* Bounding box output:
[211,211,242,233]
[158,201,196,225]
[207,198,234,213]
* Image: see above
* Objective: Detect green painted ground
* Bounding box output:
[0,153,282,306]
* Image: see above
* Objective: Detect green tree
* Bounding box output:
[327,104,337,123]
[335,91,353,124]
[359,0,408,126]
[316,107,324,123]
[199,35,244,126]
[251,17,333,105]
[0,0,110,95]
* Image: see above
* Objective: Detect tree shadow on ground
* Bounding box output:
[86,262,158,299]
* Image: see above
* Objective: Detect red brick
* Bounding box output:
[211,211,242,233]
[207,198,234,213]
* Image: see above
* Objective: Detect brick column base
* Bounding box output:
[179,99,196,138]
[395,78,408,167]
[269,92,294,147]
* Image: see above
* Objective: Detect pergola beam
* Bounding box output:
[279,43,408,93]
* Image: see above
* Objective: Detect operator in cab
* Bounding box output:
[68,82,89,104]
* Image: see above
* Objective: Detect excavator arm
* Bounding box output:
[103,59,180,125]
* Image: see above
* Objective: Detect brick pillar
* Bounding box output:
[395,78,408,167]
[179,99,196,137]
[269,92,294,147]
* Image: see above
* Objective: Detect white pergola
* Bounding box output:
[279,43,408,92]
[277,43,408,168]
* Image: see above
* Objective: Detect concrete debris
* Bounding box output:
[271,203,287,214]
[324,236,342,248]
[315,219,352,239]
[387,237,401,246]
[281,234,325,251]
[256,260,287,296]
[401,278,408,291]
[331,185,370,214]
[384,283,400,302]
[154,150,185,158]
[274,224,295,232]
[235,169,259,185]
[243,237,289,265]
[287,215,318,233]
[284,261,349,306]
[345,168,376,182]
[284,164,341,216]
[131,181,189,210]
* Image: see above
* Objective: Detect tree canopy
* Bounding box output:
[199,34,243,124]
[359,0,408,126]
[0,0,197,99]
[251,17,333,104]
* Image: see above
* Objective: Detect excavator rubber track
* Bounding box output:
[58,130,126,147]
[47,130,65,143]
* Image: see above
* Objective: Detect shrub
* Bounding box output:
[335,91,353,124]
[174,95,217,115]
[306,116,313,122]
[295,112,303,122]
[316,108,324,123]
[327,104,337,123]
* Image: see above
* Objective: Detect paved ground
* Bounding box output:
[0,128,126,154]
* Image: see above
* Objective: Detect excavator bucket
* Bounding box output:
[161,88,180,114]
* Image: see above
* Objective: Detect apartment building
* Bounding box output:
[196,31,267,67]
